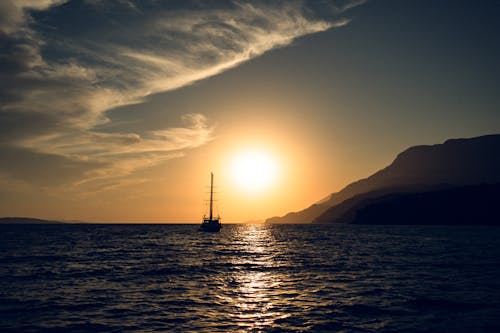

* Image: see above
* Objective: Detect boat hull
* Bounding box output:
[199,219,221,232]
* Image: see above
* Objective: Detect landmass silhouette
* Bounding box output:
[267,134,500,225]
[316,183,500,224]
[0,217,63,224]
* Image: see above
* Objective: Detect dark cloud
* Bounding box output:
[0,33,40,75]
[0,145,105,186]
[0,111,60,141]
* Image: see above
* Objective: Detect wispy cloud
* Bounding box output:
[0,0,67,33]
[0,0,363,193]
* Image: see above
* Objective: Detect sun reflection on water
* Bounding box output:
[222,224,291,331]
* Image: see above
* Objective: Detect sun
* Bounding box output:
[229,150,278,192]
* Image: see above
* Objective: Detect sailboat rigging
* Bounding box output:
[199,172,221,232]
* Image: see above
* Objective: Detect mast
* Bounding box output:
[209,172,214,221]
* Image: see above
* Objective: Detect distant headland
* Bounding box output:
[0,217,64,225]
[267,134,500,225]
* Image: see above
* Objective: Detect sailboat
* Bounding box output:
[199,172,221,232]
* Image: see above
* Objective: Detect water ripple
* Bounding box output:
[1,224,500,332]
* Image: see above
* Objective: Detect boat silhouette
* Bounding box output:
[199,172,221,232]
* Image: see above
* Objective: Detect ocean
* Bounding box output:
[1,224,499,332]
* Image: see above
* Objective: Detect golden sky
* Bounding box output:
[1,0,499,222]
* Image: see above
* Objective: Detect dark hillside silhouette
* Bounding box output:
[0,217,63,224]
[313,184,453,224]
[324,183,500,225]
[267,134,500,224]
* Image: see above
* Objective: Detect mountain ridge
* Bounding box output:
[266,134,500,224]
[325,183,500,225]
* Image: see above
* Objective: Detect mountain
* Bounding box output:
[313,184,453,224]
[319,183,500,225]
[0,217,64,224]
[266,134,500,224]
[266,202,331,224]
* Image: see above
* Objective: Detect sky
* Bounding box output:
[0,0,499,222]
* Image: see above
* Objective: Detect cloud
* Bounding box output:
[0,144,105,187]
[0,0,363,193]
[0,0,67,33]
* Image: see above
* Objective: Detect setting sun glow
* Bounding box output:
[230,151,278,192]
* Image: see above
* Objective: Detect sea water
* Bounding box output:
[1,224,499,332]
